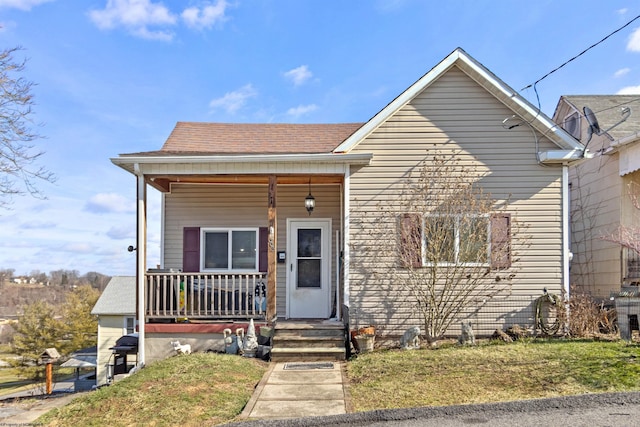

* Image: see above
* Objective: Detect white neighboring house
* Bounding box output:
[91,276,136,386]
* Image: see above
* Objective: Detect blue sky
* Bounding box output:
[0,0,639,276]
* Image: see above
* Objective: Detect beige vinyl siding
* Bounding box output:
[568,123,623,299]
[347,66,565,337]
[164,183,341,317]
[96,315,129,386]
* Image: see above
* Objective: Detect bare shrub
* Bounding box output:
[567,288,617,337]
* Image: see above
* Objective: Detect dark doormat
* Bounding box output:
[283,362,334,370]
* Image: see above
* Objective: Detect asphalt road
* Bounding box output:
[225,392,640,427]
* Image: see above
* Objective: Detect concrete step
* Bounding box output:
[273,336,345,348]
[270,347,346,362]
[275,327,345,339]
[271,321,347,361]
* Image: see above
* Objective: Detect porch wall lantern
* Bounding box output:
[305,179,315,216]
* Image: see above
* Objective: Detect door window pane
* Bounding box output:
[204,232,228,269]
[297,259,321,288]
[231,230,257,269]
[297,229,321,257]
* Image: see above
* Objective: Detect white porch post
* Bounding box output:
[342,165,351,314]
[135,164,147,366]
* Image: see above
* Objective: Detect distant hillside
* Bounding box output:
[0,283,70,318]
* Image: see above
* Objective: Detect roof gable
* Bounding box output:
[334,48,583,154]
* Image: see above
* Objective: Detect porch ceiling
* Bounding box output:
[147,174,344,192]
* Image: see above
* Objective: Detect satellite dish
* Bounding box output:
[583,106,601,136]
[582,105,632,150]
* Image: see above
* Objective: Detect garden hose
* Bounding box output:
[535,291,562,335]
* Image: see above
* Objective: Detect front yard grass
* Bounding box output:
[37,353,267,427]
[34,339,640,426]
[347,339,640,412]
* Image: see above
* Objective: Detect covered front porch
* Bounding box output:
[111,122,372,364]
[137,173,349,324]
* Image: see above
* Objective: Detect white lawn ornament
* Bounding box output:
[170,340,191,355]
[243,318,258,357]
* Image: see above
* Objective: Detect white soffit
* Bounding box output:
[111,153,373,175]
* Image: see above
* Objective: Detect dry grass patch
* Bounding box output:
[347,339,640,412]
[37,353,267,427]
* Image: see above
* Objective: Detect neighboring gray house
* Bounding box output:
[111,48,584,363]
[553,96,640,300]
[91,276,136,386]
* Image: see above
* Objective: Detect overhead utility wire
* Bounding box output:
[521,14,640,111]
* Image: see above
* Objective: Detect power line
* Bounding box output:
[521,14,640,110]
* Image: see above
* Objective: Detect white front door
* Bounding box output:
[287,219,331,318]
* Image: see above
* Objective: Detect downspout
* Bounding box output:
[562,164,571,305]
[134,163,146,367]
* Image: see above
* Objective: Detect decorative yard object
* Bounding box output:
[400,326,420,350]
[170,340,191,355]
[243,319,258,357]
[224,328,240,355]
[457,321,476,345]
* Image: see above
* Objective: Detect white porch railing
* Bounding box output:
[145,272,267,320]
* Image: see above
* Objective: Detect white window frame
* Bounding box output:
[423,214,490,266]
[200,228,259,272]
[124,316,135,335]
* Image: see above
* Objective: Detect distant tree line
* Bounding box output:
[0,268,111,291]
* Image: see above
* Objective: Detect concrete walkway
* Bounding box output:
[240,361,349,420]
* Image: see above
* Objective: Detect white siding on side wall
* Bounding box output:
[96,315,128,386]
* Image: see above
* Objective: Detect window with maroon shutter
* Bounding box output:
[490,213,511,269]
[400,213,422,268]
[184,227,266,272]
[183,227,200,272]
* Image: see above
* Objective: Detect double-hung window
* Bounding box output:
[401,213,510,269]
[201,228,258,271]
[424,214,489,265]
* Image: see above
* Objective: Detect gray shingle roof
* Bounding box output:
[91,276,136,315]
[561,95,640,141]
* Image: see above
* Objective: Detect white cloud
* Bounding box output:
[209,84,257,114]
[617,85,640,95]
[20,220,57,229]
[84,193,136,214]
[618,8,628,15]
[627,27,640,52]
[0,0,53,11]
[59,242,95,254]
[182,0,228,30]
[88,0,177,40]
[614,68,631,78]
[107,225,135,240]
[284,65,313,87]
[132,25,174,41]
[287,104,318,118]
